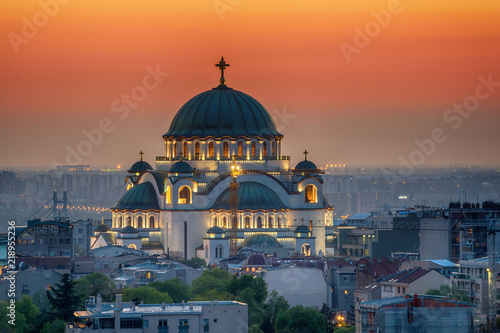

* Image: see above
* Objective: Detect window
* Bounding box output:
[78,238,83,245]
[120,318,142,329]
[263,141,267,156]
[78,229,83,234]
[158,319,168,332]
[277,216,281,228]
[223,142,229,158]
[126,216,131,226]
[397,287,401,293]
[195,142,200,159]
[251,142,256,157]
[166,185,172,204]
[245,216,250,228]
[257,216,262,228]
[237,141,243,157]
[268,216,273,228]
[179,186,192,204]
[183,142,188,158]
[174,143,177,157]
[118,216,122,228]
[137,216,143,228]
[272,141,276,155]
[203,319,209,332]
[208,142,215,158]
[305,184,317,203]
[222,216,227,228]
[179,319,189,333]
[344,276,349,281]
[205,245,208,259]
[215,245,223,258]
[149,216,155,228]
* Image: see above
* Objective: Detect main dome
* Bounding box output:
[164,86,282,140]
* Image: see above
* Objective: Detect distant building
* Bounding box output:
[69,294,248,332]
[0,267,67,300]
[15,219,73,257]
[356,295,475,333]
[263,267,327,308]
[379,269,449,299]
[326,260,357,311]
[402,259,458,277]
[356,257,405,289]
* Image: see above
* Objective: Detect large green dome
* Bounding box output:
[113,182,160,210]
[164,86,282,140]
[211,182,287,210]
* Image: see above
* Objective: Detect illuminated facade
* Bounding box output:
[109,58,334,261]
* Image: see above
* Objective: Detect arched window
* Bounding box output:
[118,216,122,228]
[149,216,155,228]
[251,142,256,157]
[208,142,214,158]
[272,141,276,156]
[222,216,227,228]
[237,141,243,157]
[183,142,188,158]
[268,216,273,229]
[213,216,218,227]
[301,243,311,256]
[305,184,317,203]
[257,216,262,228]
[137,216,143,228]
[126,216,131,226]
[277,216,281,228]
[215,245,223,258]
[195,142,200,159]
[173,142,177,157]
[128,244,137,250]
[223,142,229,158]
[245,216,251,228]
[263,141,267,157]
[179,186,191,204]
[166,185,171,204]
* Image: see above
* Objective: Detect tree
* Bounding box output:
[190,269,232,296]
[264,290,290,331]
[122,286,173,304]
[425,284,472,302]
[228,275,268,305]
[181,257,207,268]
[149,278,190,303]
[47,273,79,322]
[319,303,335,333]
[75,273,116,306]
[16,295,42,332]
[275,305,327,333]
[190,289,234,301]
[41,318,66,333]
[169,250,185,261]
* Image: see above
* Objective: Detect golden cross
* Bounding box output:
[139,150,144,161]
[303,150,308,161]
[215,56,230,85]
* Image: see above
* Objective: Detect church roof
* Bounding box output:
[113,182,160,211]
[128,161,153,173]
[94,223,110,232]
[121,225,138,234]
[211,182,287,211]
[238,234,285,250]
[294,225,311,233]
[207,226,225,234]
[170,160,193,173]
[244,252,271,267]
[164,86,283,140]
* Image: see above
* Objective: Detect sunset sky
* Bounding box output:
[1,0,499,169]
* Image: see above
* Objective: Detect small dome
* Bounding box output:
[244,253,270,266]
[294,225,311,234]
[164,86,282,140]
[121,225,138,234]
[128,161,153,173]
[238,234,285,250]
[294,160,319,172]
[169,160,193,173]
[212,182,286,210]
[207,226,225,234]
[94,224,110,233]
[113,182,160,210]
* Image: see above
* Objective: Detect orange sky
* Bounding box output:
[1,0,499,168]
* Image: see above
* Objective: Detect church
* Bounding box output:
[108,57,334,264]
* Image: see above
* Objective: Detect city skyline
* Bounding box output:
[1,0,500,168]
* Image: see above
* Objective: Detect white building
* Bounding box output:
[105,58,334,262]
[69,294,248,333]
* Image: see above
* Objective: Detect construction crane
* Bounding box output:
[229,156,241,256]
[487,220,498,333]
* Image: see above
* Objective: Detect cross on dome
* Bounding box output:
[215,56,230,86]
[303,150,309,161]
[139,150,144,161]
